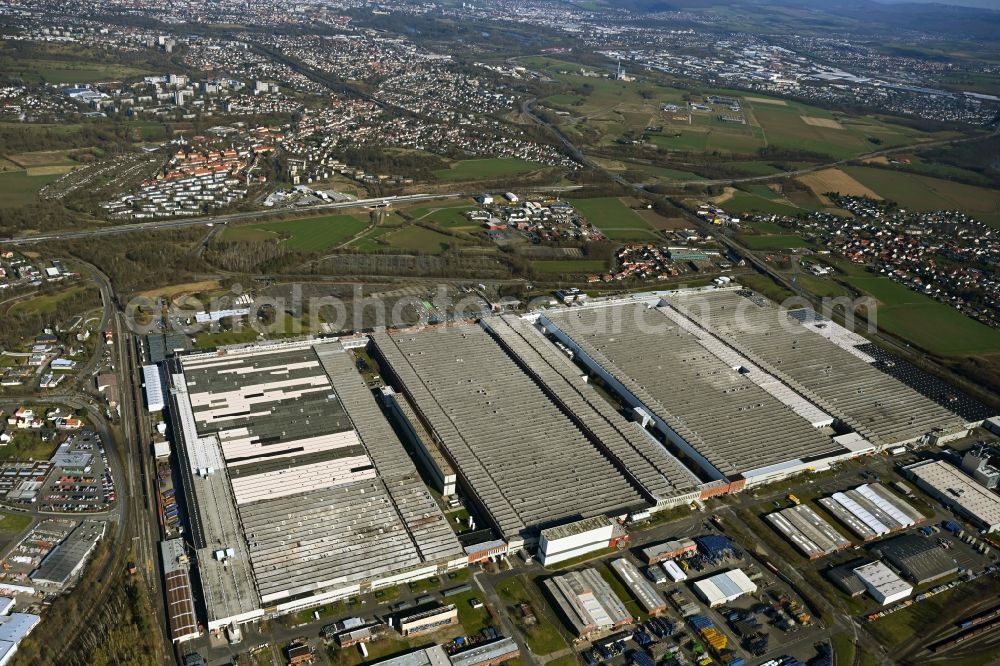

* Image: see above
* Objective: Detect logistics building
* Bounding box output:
[142,364,165,412]
[766,505,852,559]
[449,637,520,666]
[905,460,1000,533]
[871,534,958,585]
[543,568,632,638]
[691,569,758,607]
[168,339,465,630]
[29,520,106,589]
[609,558,666,615]
[818,484,924,540]
[853,561,912,605]
[160,539,200,643]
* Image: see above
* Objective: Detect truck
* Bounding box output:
[787,495,801,506]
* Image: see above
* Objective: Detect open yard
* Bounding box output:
[496,575,571,656]
[225,215,370,251]
[432,158,544,182]
[569,197,659,240]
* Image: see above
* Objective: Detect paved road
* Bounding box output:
[0,185,584,247]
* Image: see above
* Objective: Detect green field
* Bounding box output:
[410,204,479,231]
[0,57,153,84]
[496,576,569,656]
[739,234,812,250]
[381,225,455,254]
[531,259,607,274]
[227,215,370,251]
[0,510,33,553]
[0,170,61,208]
[432,158,544,182]
[843,166,1000,228]
[569,197,659,240]
[722,192,803,217]
[8,284,96,316]
[832,268,1000,356]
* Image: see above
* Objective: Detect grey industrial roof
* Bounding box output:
[449,638,520,666]
[664,290,968,446]
[541,516,613,542]
[372,324,647,541]
[172,339,462,622]
[542,302,839,477]
[907,460,1000,530]
[543,567,631,636]
[873,534,958,584]
[29,520,105,586]
[490,316,699,501]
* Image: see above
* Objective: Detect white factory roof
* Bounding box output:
[692,569,757,606]
[853,561,912,603]
[907,460,1000,531]
[142,364,165,412]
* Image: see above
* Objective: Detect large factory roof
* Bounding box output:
[172,339,462,626]
[663,290,967,446]
[372,325,647,541]
[906,460,1000,532]
[488,316,699,501]
[29,520,105,587]
[541,302,840,479]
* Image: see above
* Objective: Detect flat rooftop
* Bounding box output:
[372,324,649,541]
[541,301,840,478]
[172,339,463,626]
[906,460,1000,530]
[663,289,968,446]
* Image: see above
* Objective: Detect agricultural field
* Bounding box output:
[739,233,813,250]
[223,215,370,251]
[811,261,1000,357]
[432,158,544,182]
[797,168,882,203]
[531,259,608,274]
[719,190,804,217]
[842,166,1000,228]
[0,56,153,84]
[0,170,62,208]
[569,197,660,240]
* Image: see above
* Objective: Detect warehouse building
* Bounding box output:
[853,561,912,605]
[160,539,199,643]
[691,569,758,608]
[538,516,625,567]
[0,612,40,666]
[372,322,701,549]
[609,558,666,615]
[543,568,632,638]
[664,289,970,447]
[825,561,867,597]
[169,339,466,630]
[142,364,165,412]
[538,298,861,490]
[449,637,520,666]
[371,646,451,666]
[905,460,1000,533]
[766,505,851,559]
[818,484,924,540]
[397,605,458,637]
[29,520,106,589]
[872,534,958,585]
[960,445,1000,490]
[641,538,697,565]
[663,560,687,583]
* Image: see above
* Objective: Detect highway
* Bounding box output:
[0,186,585,246]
